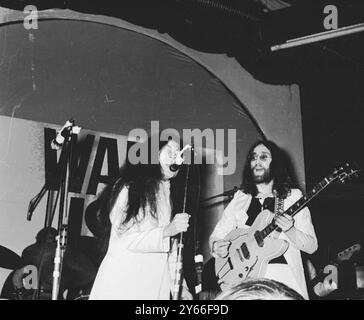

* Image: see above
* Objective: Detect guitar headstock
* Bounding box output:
[337,244,362,262]
[330,163,361,185]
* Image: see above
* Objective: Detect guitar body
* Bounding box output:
[310,244,361,288]
[215,210,289,291]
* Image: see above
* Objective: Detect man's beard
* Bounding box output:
[252,167,272,184]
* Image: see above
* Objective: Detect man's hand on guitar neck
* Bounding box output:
[274,214,295,232]
[212,239,231,258]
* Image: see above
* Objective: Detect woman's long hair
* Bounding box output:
[241,140,294,199]
[99,137,172,231]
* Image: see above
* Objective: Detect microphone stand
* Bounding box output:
[193,166,202,299]
[172,164,191,300]
[27,183,59,300]
[51,121,77,300]
[27,184,58,227]
[201,186,242,203]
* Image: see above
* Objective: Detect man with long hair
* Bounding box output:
[209,140,318,299]
[89,137,192,300]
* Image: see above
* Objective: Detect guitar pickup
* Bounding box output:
[236,248,244,262]
[254,231,264,247]
[240,242,251,259]
[227,257,233,270]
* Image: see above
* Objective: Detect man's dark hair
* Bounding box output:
[242,140,293,199]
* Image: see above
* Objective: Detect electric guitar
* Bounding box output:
[311,244,361,287]
[215,163,360,291]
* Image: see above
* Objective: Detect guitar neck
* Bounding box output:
[311,270,331,287]
[260,178,333,238]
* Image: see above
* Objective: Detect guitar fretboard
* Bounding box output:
[260,176,333,239]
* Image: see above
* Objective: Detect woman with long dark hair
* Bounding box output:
[89,137,192,300]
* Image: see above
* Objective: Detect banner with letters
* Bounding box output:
[0,115,129,256]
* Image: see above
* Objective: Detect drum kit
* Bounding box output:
[0,120,105,301]
[0,245,23,270]
[0,238,101,300]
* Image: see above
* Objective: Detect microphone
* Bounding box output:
[51,120,81,150]
[169,145,192,172]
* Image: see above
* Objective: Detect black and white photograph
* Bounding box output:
[0,0,363,304]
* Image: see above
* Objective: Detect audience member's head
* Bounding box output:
[215,278,305,300]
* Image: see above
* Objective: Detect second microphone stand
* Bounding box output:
[51,122,76,300]
[172,164,191,300]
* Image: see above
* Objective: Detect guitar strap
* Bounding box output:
[274,196,285,233]
[274,196,285,216]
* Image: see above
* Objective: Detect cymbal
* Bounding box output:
[0,245,22,270]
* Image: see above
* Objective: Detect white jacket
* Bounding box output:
[209,189,318,299]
